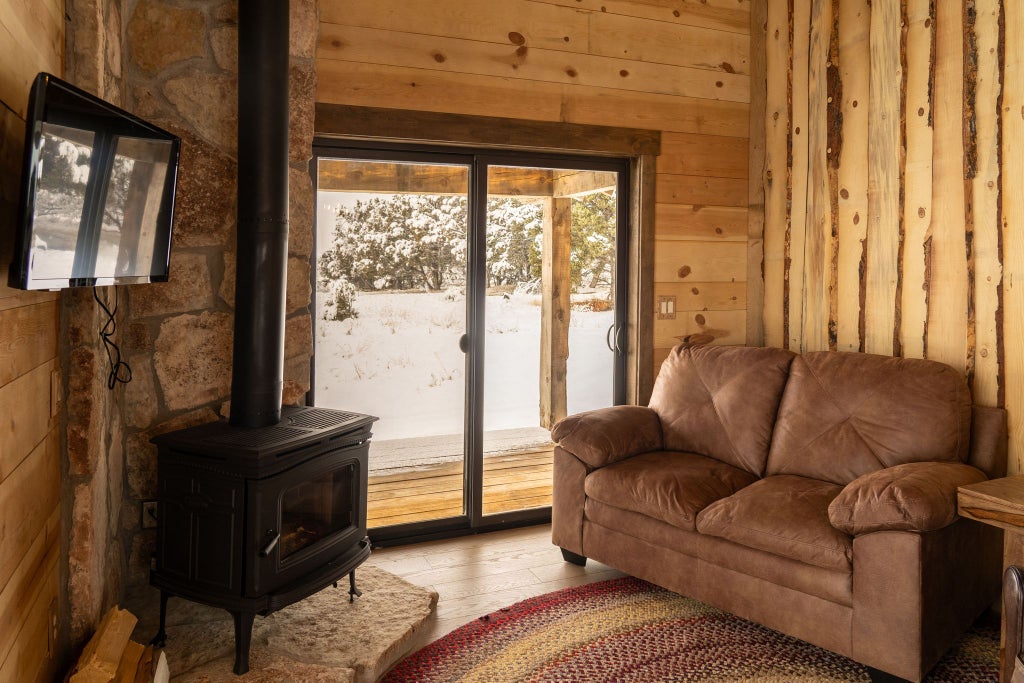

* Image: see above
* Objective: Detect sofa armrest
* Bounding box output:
[551,406,663,469]
[828,461,987,535]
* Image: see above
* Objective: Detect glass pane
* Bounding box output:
[482,166,618,516]
[280,464,355,559]
[99,136,173,278]
[313,158,469,529]
[31,123,94,280]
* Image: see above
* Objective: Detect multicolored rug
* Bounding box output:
[383,577,998,682]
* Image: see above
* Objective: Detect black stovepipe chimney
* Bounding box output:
[231,0,290,427]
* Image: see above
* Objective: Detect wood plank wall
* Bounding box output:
[0,1,64,681]
[762,0,1024,471]
[315,0,753,382]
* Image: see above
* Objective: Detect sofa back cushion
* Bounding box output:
[648,344,795,476]
[765,352,972,485]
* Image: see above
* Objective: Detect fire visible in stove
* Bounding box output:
[280,464,356,558]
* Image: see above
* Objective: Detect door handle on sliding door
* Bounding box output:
[606,325,625,355]
[459,333,469,353]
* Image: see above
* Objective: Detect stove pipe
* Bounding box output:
[230,0,290,428]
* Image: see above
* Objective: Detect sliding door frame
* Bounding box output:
[312,106,659,546]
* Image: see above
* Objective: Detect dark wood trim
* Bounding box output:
[315,104,661,157]
[628,153,656,406]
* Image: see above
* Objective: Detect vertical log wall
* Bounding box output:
[316,0,753,388]
[762,0,1024,471]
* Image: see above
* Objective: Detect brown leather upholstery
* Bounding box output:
[584,451,757,531]
[696,475,852,571]
[766,352,972,485]
[551,405,662,469]
[551,446,589,556]
[585,499,852,605]
[648,344,795,476]
[550,345,1007,682]
[828,461,987,535]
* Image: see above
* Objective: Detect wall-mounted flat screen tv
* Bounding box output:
[9,73,180,290]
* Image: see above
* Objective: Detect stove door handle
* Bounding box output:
[259,532,281,557]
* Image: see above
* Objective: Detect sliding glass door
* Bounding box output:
[312,144,628,541]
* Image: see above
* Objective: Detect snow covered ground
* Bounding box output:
[313,290,615,443]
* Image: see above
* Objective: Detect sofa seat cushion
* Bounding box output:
[584,499,853,606]
[696,475,852,571]
[584,451,758,531]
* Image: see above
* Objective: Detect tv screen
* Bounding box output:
[9,73,180,290]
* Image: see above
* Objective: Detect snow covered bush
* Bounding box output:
[318,191,617,296]
[321,277,359,322]
[319,195,468,292]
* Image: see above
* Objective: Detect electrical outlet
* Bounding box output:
[142,500,159,529]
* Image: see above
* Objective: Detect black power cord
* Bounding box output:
[93,286,132,389]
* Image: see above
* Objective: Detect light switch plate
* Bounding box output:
[657,295,677,320]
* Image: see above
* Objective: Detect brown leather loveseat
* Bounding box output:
[551,344,1006,682]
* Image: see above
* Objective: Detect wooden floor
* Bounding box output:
[364,523,625,648]
[367,446,555,527]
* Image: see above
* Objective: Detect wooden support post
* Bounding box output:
[629,154,656,404]
[540,197,571,429]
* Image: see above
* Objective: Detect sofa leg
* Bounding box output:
[865,666,911,683]
[560,548,587,566]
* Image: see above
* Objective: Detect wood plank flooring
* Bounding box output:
[367,448,555,527]
[364,523,625,649]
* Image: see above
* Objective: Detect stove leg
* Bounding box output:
[149,591,169,647]
[231,611,255,675]
[349,570,362,602]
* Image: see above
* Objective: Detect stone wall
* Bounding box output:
[63,0,131,647]
[63,0,317,643]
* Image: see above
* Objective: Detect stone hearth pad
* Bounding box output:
[133,566,438,682]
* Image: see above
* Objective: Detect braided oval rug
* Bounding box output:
[382,577,997,683]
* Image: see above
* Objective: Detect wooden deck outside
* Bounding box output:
[367,441,554,528]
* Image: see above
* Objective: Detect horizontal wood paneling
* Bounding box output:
[526,0,751,34]
[0,541,58,682]
[653,309,747,347]
[659,132,750,178]
[655,173,748,207]
[318,24,750,103]
[0,301,59,387]
[319,0,593,53]
[0,359,56,483]
[586,11,750,73]
[0,3,62,678]
[0,427,59,605]
[0,513,58,670]
[654,241,746,283]
[654,281,746,310]
[654,205,748,241]
[0,0,63,117]
[318,0,752,391]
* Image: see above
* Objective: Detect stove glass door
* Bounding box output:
[279,464,355,560]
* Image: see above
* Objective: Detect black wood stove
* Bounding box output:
[149,406,375,674]
[147,0,378,675]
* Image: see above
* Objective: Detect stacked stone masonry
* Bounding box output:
[63,0,318,647]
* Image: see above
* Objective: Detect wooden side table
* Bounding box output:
[958,475,1024,683]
